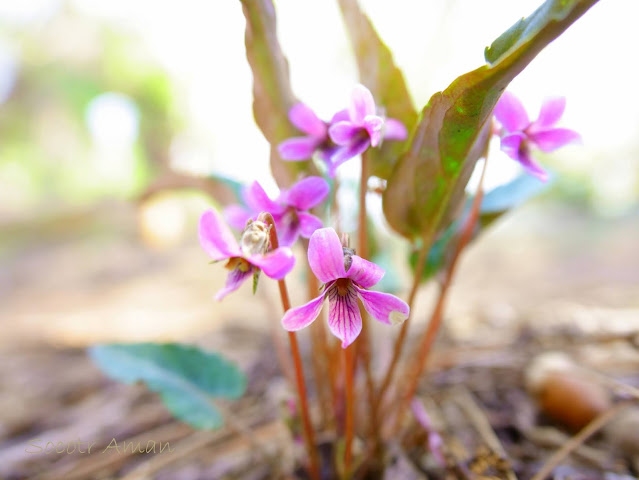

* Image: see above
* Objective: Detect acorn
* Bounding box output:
[525,352,611,431]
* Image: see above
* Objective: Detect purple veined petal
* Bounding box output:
[355,286,409,326]
[328,121,360,146]
[285,176,330,210]
[363,114,384,147]
[288,103,327,138]
[331,108,350,124]
[532,96,566,130]
[249,247,295,280]
[494,91,530,133]
[383,118,408,141]
[349,84,376,125]
[215,267,253,301]
[327,283,362,348]
[223,204,253,231]
[346,254,384,288]
[308,227,346,283]
[517,148,549,182]
[199,210,241,261]
[529,128,581,152]
[244,181,286,216]
[297,212,323,238]
[499,132,525,162]
[282,292,326,331]
[328,137,371,174]
[278,136,320,161]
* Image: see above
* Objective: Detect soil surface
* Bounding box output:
[1,200,638,479]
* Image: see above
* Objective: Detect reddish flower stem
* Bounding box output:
[261,213,320,480]
[343,343,355,476]
[391,159,489,435]
[374,235,430,412]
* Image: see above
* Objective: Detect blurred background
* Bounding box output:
[1,0,639,478]
[1,0,638,345]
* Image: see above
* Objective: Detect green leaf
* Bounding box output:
[89,343,246,430]
[337,0,417,179]
[382,0,598,240]
[481,174,550,216]
[240,0,318,187]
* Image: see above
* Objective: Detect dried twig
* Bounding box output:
[530,400,635,480]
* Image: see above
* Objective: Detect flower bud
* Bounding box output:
[240,220,270,256]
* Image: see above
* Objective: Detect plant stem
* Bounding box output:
[355,151,381,448]
[391,159,489,434]
[343,344,355,477]
[261,213,321,480]
[374,235,430,412]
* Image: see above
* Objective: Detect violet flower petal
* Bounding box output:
[345,255,384,288]
[331,109,350,123]
[199,210,241,261]
[327,285,362,348]
[494,91,529,132]
[349,84,376,124]
[244,181,286,215]
[249,247,295,280]
[275,213,299,247]
[285,176,330,210]
[282,293,326,331]
[533,96,566,130]
[289,103,327,137]
[308,228,346,283]
[215,268,253,301]
[278,136,320,161]
[223,204,253,231]
[364,115,384,147]
[355,287,409,326]
[500,132,525,162]
[384,118,408,141]
[328,137,371,176]
[328,121,360,146]
[297,212,323,238]
[517,149,549,182]
[529,128,581,152]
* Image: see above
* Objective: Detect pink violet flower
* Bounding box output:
[278,103,337,162]
[199,209,295,300]
[327,84,408,176]
[282,228,409,348]
[223,176,329,247]
[494,92,581,182]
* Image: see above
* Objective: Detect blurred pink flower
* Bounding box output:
[224,176,329,246]
[199,210,294,300]
[494,92,581,181]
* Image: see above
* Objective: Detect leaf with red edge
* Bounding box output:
[240,0,318,187]
[383,0,598,239]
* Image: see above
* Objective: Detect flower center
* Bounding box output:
[333,278,352,296]
[225,257,252,273]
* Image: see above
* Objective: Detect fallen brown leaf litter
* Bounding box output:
[1,323,638,480]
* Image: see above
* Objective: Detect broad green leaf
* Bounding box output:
[383,0,598,240]
[89,343,246,430]
[337,0,417,179]
[409,174,551,283]
[240,0,318,187]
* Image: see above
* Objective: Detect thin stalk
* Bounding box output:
[343,344,355,477]
[261,213,320,480]
[355,151,381,449]
[391,159,489,434]
[374,234,431,411]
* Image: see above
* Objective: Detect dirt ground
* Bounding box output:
[1,200,638,479]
